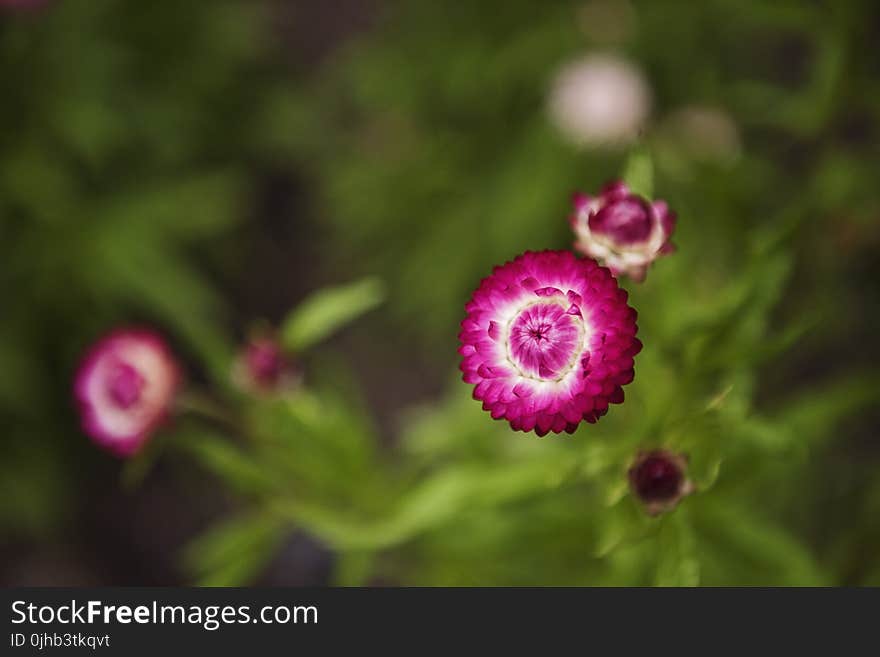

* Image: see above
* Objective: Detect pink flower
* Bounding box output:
[628,449,694,515]
[570,181,676,282]
[458,250,641,436]
[74,329,181,457]
[232,334,299,394]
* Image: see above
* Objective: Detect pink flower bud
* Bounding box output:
[459,250,641,436]
[628,450,693,515]
[74,329,181,457]
[570,180,676,282]
[232,334,300,394]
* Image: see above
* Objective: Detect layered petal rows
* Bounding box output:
[570,180,676,282]
[74,329,180,457]
[458,250,641,436]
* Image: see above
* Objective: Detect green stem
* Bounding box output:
[175,391,241,433]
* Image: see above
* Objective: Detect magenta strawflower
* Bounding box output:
[570,180,676,282]
[74,329,181,457]
[459,250,641,436]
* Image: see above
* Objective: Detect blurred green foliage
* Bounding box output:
[280,277,385,352]
[2,0,880,586]
[0,0,272,536]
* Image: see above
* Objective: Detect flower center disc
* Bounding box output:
[507,301,584,381]
[107,361,146,409]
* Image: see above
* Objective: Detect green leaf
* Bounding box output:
[654,513,701,586]
[280,277,385,352]
[120,433,167,490]
[184,513,286,586]
[177,429,281,495]
[97,170,245,239]
[734,374,880,453]
[274,458,567,551]
[774,374,880,448]
[594,508,634,558]
[333,551,376,586]
[621,147,654,198]
[691,500,827,586]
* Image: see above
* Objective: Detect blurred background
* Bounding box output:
[1,0,879,586]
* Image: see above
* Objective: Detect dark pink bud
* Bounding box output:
[599,180,631,202]
[245,338,285,388]
[628,449,693,515]
[570,179,677,282]
[589,196,654,245]
[233,333,300,394]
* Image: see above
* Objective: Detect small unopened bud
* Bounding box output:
[570,180,676,282]
[232,333,300,394]
[628,449,693,515]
